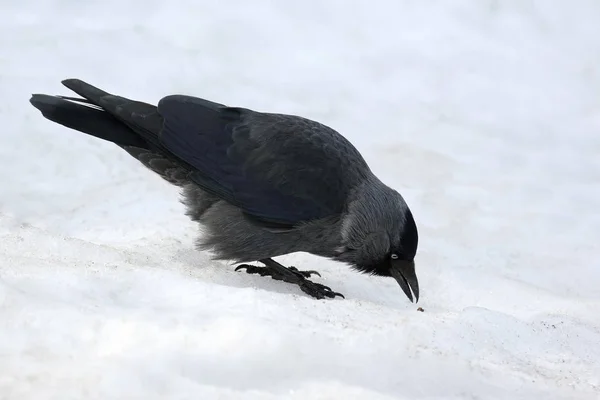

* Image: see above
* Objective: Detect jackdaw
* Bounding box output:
[29,79,419,302]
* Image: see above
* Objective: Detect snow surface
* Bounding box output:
[1,0,600,399]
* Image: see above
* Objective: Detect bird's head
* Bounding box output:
[334,184,420,302]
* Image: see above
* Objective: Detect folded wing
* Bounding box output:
[157,95,371,228]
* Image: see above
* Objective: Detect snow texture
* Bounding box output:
[1,1,600,399]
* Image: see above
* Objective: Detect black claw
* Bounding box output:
[235,264,269,276]
[234,260,345,300]
[298,281,345,300]
[235,264,256,273]
[288,266,322,278]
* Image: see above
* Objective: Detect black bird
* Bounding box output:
[29,79,419,302]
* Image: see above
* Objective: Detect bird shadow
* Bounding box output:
[169,247,323,298]
[168,247,410,308]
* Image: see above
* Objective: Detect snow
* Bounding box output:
[1,0,599,398]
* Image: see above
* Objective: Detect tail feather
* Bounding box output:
[64,79,166,149]
[61,78,113,104]
[29,94,147,148]
[29,79,193,187]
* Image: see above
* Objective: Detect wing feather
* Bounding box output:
[156,95,371,227]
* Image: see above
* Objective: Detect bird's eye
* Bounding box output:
[390,253,399,260]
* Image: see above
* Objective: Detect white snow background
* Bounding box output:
[1,1,599,399]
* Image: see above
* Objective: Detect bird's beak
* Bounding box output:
[390,259,419,303]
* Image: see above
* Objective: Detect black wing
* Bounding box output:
[32,79,371,229]
[157,95,371,227]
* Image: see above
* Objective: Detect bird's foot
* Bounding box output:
[234,264,272,277]
[235,261,344,300]
[288,266,321,279]
[297,279,345,300]
[235,264,321,280]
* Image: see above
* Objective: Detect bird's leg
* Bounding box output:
[235,258,344,299]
